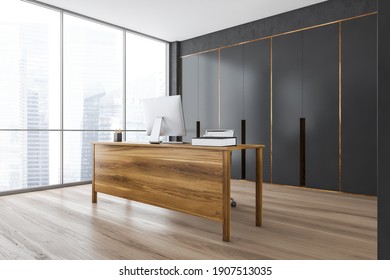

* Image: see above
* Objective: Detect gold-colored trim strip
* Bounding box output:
[180,12,378,59]
[270,38,273,184]
[218,49,221,128]
[338,22,342,192]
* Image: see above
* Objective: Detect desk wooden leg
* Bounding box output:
[92,176,97,203]
[223,151,231,242]
[92,189,97,203]
[92,144,97,203]
[256,148,263,227]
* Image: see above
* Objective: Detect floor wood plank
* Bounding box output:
[0,180,377,259]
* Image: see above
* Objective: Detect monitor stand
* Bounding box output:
[149,117,163,144]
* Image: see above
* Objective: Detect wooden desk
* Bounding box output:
[92,142,264,241]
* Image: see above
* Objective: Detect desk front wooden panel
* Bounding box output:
[94,144,224,222]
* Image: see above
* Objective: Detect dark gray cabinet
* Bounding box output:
[342,15,377,195]
[182,51,219,142]
[199,51,219,135]
[272,32,302,186]
[220,46,244,179]
[303,24,339,191]
[244,40,271,182]
[180,14,377,195]
[273,25,339,189]
[182,55,198,142]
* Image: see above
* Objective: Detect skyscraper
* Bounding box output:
[81,83,105,181]
[20,23,50,187]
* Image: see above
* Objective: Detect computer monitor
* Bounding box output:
[142,95,186,144]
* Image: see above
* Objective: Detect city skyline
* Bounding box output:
[0,1,167,192]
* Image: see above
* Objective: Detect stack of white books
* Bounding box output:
[204,129,234,137]
[192,129,236,147]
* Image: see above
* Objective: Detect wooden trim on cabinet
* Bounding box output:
[338,22,343,192]
[270,38,273,183]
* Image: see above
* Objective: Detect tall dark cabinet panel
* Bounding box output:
[181,55,198,142]
[220,46,244,179]
[272,33,302,186]
[342,15,377,195]
[303,24,339,191]
[180,14,377,196]
[244,40,271,182]
[199,51,219,134]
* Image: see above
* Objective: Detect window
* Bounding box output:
[126,33,167,135]
[0,1,60,129]
[0,131,61,192]
[0,0,168,193]
[0,1,60,192]
[63,15,124,183]
[63,15,124,130]
[63,131,111,183]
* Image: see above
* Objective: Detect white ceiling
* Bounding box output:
[36,0,328,42]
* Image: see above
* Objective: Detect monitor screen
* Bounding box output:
[142,95,186,143]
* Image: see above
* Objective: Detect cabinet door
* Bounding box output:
[272,32,302,186]
[181,56,198,142]
[342,15,377,195]
[303,24,339,191]
[220,46,244,179]
[199,51,219,135]
[244,40,271,182]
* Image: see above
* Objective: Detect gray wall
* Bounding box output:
[169,41,180,96]
[180,0,377,56]
[378,0,390,260]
